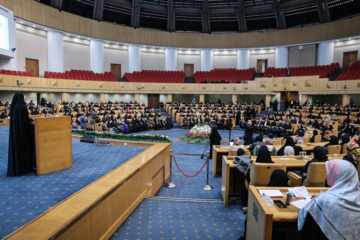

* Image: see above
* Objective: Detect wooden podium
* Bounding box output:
[34,116,73,175]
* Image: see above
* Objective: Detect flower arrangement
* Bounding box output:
[182,124,211,143]
[72,129,172,142]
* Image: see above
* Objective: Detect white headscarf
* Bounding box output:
[298,160,360,240]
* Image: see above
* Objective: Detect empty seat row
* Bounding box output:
[194,68,256,83]
[44,70,117,82]
[0,69,34,77]
[289,63,339,78]
[124,71,185,83]
[336,61,360,80]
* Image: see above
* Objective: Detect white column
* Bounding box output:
[201,49,213,71]
[47,30,64,72]
[317,41,334,66]
[165,47,177,71]
[276,46,289,68]
[90,40,104,73]
[237,49,250,69]
[129,45,141,73]
[0,9,17,70]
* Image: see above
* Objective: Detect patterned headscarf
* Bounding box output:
[346,142,360,165]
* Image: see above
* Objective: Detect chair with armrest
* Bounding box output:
[327,145,341,154]
[249,163,286,186]
[288,162,326,187]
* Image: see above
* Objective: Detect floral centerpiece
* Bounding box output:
[182,124,211,143]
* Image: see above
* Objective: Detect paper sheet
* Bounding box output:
[258,190,284,198]
[290,196,312,209]
[288,186,310,198]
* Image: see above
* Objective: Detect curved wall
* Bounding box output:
[2,0,360,49]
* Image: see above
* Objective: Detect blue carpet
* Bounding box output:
[0,127,145,238]
[110,199,245,240]
[110,129,247,239]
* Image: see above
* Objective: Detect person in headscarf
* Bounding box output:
[298,160,360,240]
[295,146,329,180]
[324,135,339,149]
[284,146,295,156]
[267,169,289,187]
[256,145,274,163]
[309,129,318,143]
[209,124,222,159]
[229,137,244,151]
[277,137,303,155]
[237,148,245,156]
[343,141,360,167]
[7,93,35,177]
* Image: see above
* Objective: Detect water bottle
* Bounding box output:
[261,193,274,207]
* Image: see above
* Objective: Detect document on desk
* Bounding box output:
[291,196,312,209]
[288,186,310,198]
[258,190,283,198]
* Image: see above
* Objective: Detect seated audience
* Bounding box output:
[277,137,303,155]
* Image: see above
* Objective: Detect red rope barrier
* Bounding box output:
[172,155,208,178]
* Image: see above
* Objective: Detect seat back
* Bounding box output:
[303,162,326,187]
[228,149,250,156]
[342,144,347,154]
[249,163,286,186]
[327,145,341,154]
[314,135,322,143]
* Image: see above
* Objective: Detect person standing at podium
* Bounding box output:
[7,93,35,177]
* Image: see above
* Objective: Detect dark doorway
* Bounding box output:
[281,91,299,110]
[148,94,160,109]
[256,59,268,73]
[343,51,358,68]
[26,58,39,77]
[184,64,194,77]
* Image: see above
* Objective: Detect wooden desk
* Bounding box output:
[213,142,327,177]
[221,155,343,206]
[212,145,231,177]
[247,186,329,240]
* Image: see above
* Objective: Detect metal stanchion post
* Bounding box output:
[164,150,176,188]
[202,151,213,191]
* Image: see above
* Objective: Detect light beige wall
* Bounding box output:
[63,37,90,71]
[289,44,317,67]
[16,24,47,76]
[141,49,165,71]
[334,39,360,67]
[103,44,129,77]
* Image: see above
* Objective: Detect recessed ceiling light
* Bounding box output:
[32,25,35,27]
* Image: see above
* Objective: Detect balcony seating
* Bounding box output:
[0,69,35,77]
[124,70,185,83]
[336,61,360,80]
[262,67,287,77]
[289,63,339,78]
[44,70,118,81]
[194,68,255,83]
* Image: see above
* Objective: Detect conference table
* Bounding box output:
[212,142,327,177]
[246,186,329,240]
[221,155,343,206]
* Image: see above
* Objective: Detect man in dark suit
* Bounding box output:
[241,119,255,145]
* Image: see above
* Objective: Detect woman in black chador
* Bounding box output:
[209,123,222,159]
[7,93,35,177]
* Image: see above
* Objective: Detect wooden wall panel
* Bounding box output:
[1,74,360,95]
[1,0,360,48]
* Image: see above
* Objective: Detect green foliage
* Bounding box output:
[72,129,172,142]
[182,135,209,143]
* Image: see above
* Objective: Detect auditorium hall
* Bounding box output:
[0,0,360,239]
